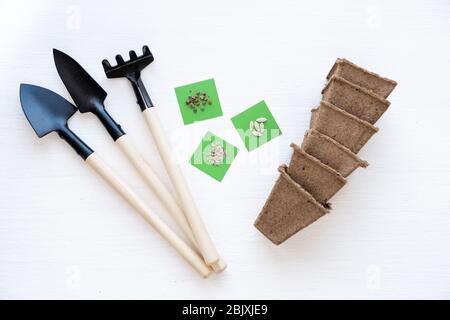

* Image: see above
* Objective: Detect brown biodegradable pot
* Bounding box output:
[301,129,368,177]
[322,75,390,124]
[310,100,379,153]
[254,165,330,245]
[287,144,346,204]
[327,58,397,99]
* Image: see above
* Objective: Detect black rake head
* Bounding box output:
[102,45,155,111]
[102,45,154,81]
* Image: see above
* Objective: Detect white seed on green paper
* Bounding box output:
[259,122,264,132]
[204,141,225,166]
[250,117,267,137]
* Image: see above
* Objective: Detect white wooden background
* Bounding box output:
[1,0,449,299]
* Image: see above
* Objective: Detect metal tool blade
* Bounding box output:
[19,84,76,137]
[19,84,94,159]
[53,48,107,113]
[53,49,125,141]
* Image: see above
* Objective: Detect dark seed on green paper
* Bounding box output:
[185,91,213,114]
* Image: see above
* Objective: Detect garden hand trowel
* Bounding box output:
[102,46,225,271]
[19,84,210,277]
[52,49,200,250]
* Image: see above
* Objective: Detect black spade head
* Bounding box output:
[53,48,107,113]
[19,84,94,159]
[20,84,76,137]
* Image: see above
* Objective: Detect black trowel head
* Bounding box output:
[20,84,77,137]
[53,49,125,141]
[53,48,107,113]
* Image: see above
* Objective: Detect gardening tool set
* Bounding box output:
[20,46,224,277]
[20,44,397,274]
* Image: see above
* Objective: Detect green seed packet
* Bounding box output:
[175,78,223,125]
[189,132,239,182]
[231,100,282,151]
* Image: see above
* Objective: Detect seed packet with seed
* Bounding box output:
[174,78,223,125]
[231,100,282,151]
[189,131,239,182]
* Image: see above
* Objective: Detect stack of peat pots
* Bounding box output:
[255,58,397,245]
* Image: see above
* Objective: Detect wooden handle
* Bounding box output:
[115,134,199,250]
[142,108,222,268]
[85,152,211,278]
